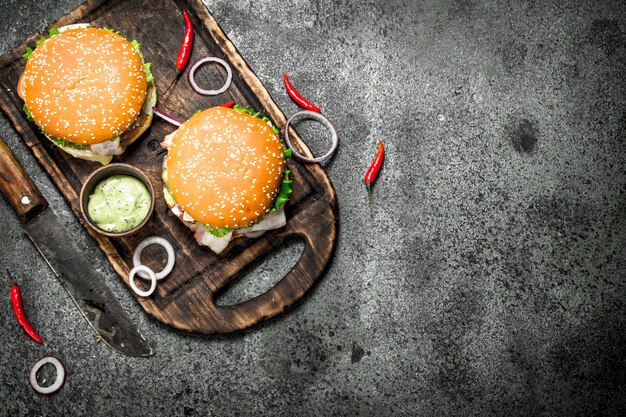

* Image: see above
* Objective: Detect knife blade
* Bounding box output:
[0,134,153,357]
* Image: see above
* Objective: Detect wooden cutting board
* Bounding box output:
[0,0,337,333]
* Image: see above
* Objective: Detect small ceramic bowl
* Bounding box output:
[79,163,155,238]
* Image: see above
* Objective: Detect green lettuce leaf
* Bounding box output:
[163,186,176,206]
[273,169,292,210]
[23,47,34,61]
[22,104,33,121]
[129,40,153,83]
[23,27,60,62]
[162,166,169,186]
[202,224,231,238]
[130,39,142,56]
[143,63,154,83]
[52,137,87,149]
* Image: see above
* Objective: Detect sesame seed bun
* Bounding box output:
[21,28,147,145]
[167,107,286,229]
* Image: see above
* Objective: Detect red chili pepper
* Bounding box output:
[220,101,235,108]
[364,140,385,191]
[8,271,43,344]
[283,72,321,113]
[175,10,194,71]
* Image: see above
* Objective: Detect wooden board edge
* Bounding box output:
[0,0,340,333]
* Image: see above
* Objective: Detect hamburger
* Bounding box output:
[161,105,293,254]
[17,25,156,164]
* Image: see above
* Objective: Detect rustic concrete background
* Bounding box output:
[1,0,625,415]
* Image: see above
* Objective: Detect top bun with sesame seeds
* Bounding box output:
[166,107,286,230]
[17,26,157,164]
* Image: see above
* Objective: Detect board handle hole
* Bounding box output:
[214,237,305,307]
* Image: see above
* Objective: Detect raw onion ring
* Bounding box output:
[284,110,338,163]
[129,265,157,297]
[132,236,175,280]
[29,356,66,396]
[188,57,232,96]
[153,108,183,127]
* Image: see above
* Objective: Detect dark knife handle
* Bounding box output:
[0,135,47,222]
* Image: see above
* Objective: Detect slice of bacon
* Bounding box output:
[90,138,123,156]
[194,226,233,254]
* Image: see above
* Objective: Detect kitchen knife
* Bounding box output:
[0,135,154,357]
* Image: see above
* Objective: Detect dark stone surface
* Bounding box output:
[1,0,626,415]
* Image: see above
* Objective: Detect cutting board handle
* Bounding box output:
[0,135,47,222]
[207,194,337,332]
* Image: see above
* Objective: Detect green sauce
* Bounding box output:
[88,175,151,232]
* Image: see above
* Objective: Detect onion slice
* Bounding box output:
[132,237,175,280]
[29,356,66,396]
[182,211,196,223]
[170,204,184,218]
[153,108,183,127]
[161,131,177,149]
[284,110,339,163]
[59,23,90,32]
[129,265,157,297]
[188,57,233,96]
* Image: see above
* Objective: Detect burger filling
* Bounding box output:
[161,106,294,254]
[20,26,156,164]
